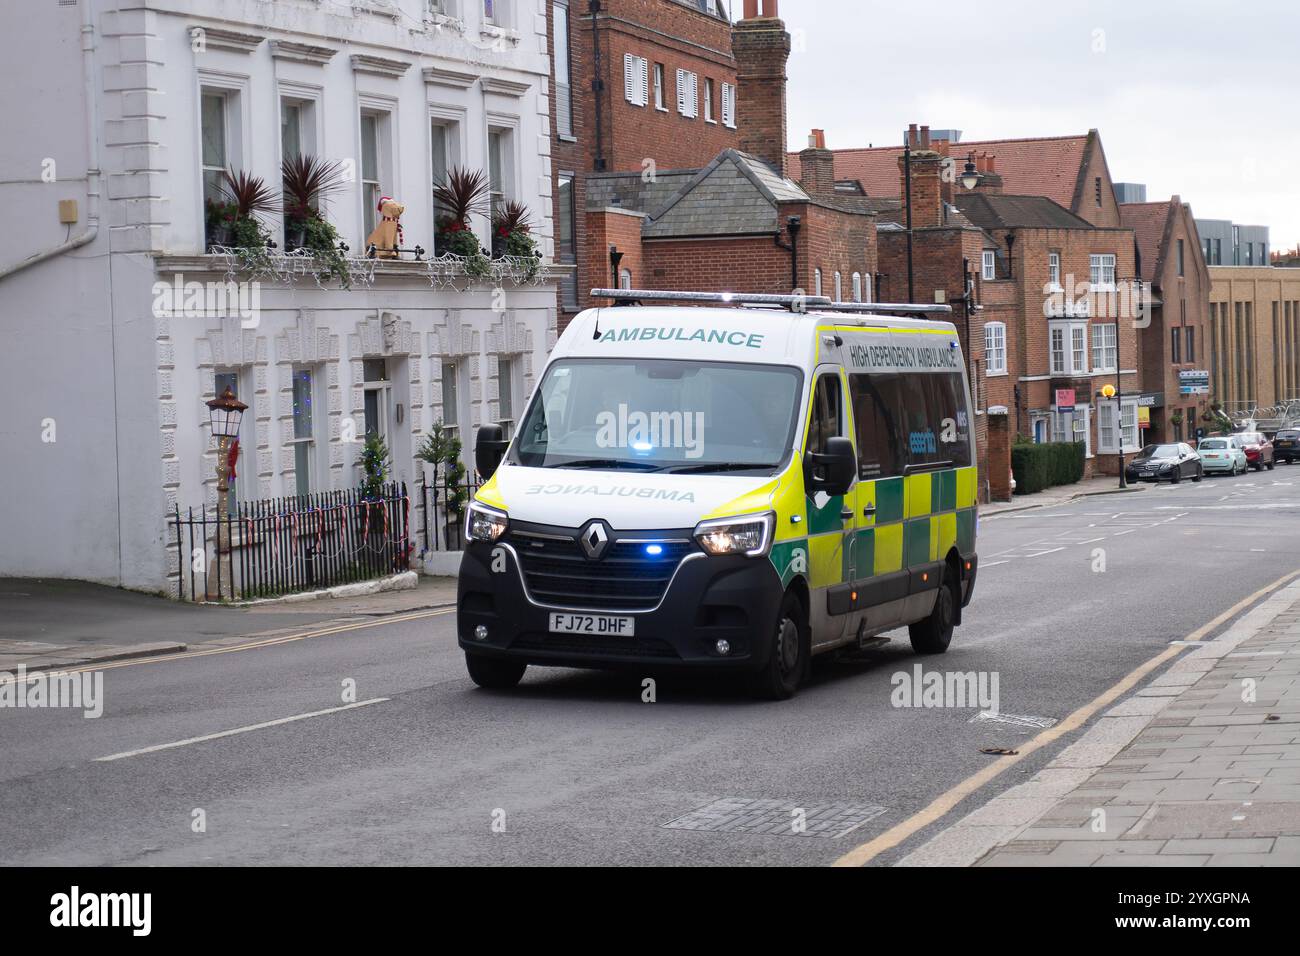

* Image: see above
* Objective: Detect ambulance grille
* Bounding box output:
[508,532,697,611]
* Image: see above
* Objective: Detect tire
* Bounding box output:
[465,652,527,689]
[1267,459,1275,471]
[1171,468,1182,484]
[909,566,958,655]
[748,589,808,701]
[1192,465,1203,483]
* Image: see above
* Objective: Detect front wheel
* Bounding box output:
[909,568,958,654]
[748,590,807,701]
[465,652,527,689]
[1171,468,1182,484]
[1267,459,1275,471]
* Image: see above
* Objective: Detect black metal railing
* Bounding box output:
[418,470,481,553]
[170,483,410,602]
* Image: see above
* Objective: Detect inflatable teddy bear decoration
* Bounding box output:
[366,196,405,259]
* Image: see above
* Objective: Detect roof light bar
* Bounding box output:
[591,288,834,309]
[826,301,954,316]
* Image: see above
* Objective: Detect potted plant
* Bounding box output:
[281,154,347,252]
[433,167,492,276]
[204,197,238,249]
[220,169,278,251]
[281,154,351,286]
[491,200,539,258]
[416,422,468,548]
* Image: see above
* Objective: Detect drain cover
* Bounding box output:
[969,711,1058,730]
[663,797,887,838]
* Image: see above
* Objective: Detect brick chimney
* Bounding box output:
[899,124,945,228]
[733,1,791,177]
[969,153,1004,195]
[799,128,835,197]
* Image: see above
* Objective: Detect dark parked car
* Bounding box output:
[1273,428,1300,464]
[1125,442,1203,484]
[1237,431,1275,471]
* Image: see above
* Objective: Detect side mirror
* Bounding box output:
[475,424,509,481]
[804,436,856,497]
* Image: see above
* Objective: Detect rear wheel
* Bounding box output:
[909,567,958,655]
[1192,465,1203,482]
[465,652,527,689]
[1267,459,1275,471]
[748,590,808,701]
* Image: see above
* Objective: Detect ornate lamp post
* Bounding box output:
[206,385,247,590]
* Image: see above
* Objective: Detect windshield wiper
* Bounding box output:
[668,462,779,475]
[543,458,665,472]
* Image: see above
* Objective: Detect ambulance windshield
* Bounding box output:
[511,359,803,474]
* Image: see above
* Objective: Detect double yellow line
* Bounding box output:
[832,568,1300,867]
[1,606,455,683]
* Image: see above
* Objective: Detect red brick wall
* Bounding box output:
[550,0,742,332]
[732,16,790,177]
[585,208,647,295]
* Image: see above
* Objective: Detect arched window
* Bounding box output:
[619,268,632,289]
[984,321,1007,374]
[814,268,822,297]
[833,271,842,302]
[852,272,862,302]
[864,273,873,303]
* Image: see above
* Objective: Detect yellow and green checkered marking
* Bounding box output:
[767,465,978,590]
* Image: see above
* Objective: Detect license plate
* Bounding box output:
[549,613,635,636]
[1279,441,1293,447]
[1206,454,1220,459]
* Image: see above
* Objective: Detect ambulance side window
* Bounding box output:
[849,372,904,479]
[809,373,843,454]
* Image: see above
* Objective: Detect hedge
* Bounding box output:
[1011,440,1085,496]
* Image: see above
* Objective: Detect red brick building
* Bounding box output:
[824,126,1146,489]
[1121,198,1213,443]
[548,0,880,327]
[548,0,740,322]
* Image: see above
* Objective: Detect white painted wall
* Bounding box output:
[0,0,560,593]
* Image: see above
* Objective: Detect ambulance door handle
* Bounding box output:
[862,506,876,517]
[840,509,853,520]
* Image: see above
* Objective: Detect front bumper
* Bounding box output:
[1125,466,1176,482]
[456,535,785,672]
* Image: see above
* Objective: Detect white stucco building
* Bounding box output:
[0,0,563,593]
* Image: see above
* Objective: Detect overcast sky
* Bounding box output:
[779,0,1299,254]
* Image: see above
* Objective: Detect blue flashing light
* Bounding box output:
[645,544,664,556]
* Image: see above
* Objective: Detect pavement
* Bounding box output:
[902,578,1300,866]
[1,467,1298,865]
[0,575,457,673]
[981,473,1149,517]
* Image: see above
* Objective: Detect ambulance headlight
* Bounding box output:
[693,512,775,557]
[466,502,509,543]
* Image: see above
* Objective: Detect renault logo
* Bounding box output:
[579,520,611,559]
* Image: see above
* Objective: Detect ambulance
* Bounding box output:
[457,289,979,699]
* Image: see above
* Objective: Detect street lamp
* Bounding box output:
[960,153,981,191]
[206,385,247,591]
[1101,382,1125,489]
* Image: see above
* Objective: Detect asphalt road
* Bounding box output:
[4,468,1300,866]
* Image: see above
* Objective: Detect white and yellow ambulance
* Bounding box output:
[458,290,979,699]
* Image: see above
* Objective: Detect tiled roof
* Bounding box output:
[798,134,1091,208]
[642,150,809,239]
[585,169,698,215]
[1119,201,1175,282]
[953,193,1094,230]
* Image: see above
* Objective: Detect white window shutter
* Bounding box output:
[640,57,649,107]
[676,69,687,115]
[721,83,735,128]
[625,54,637,104]
[689,72,699,117]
